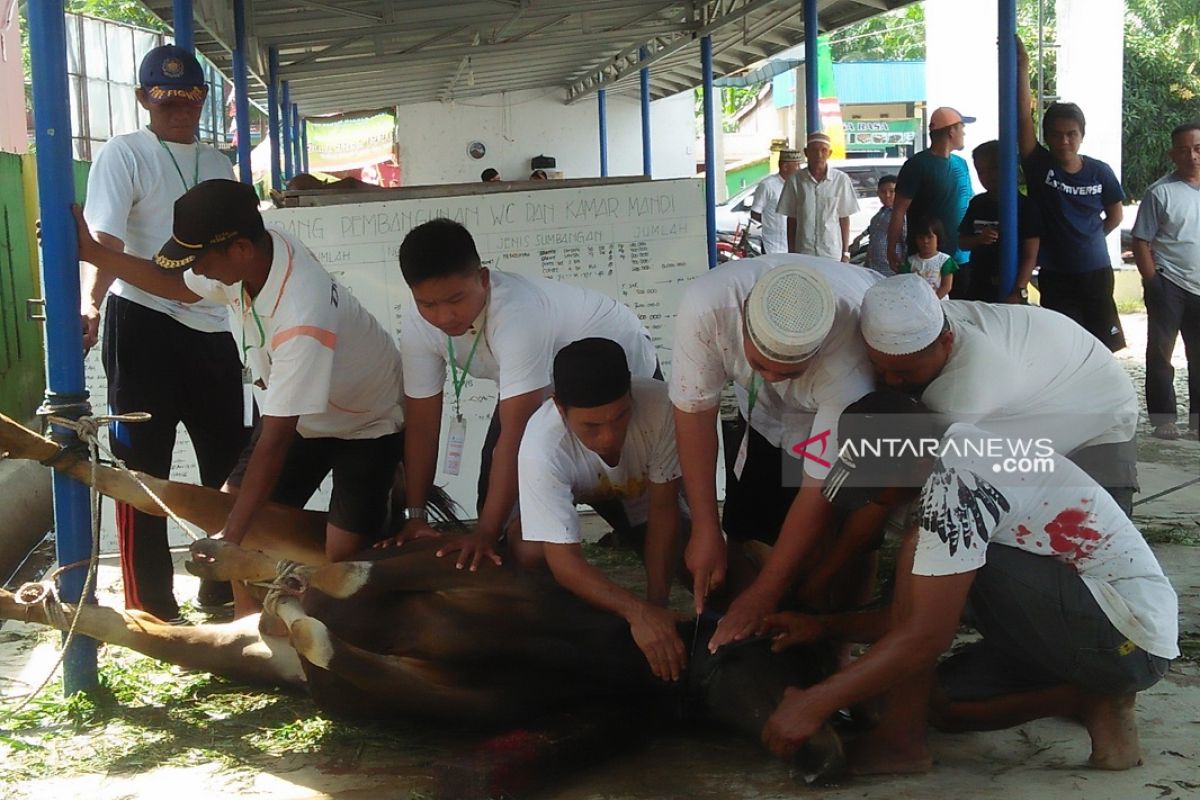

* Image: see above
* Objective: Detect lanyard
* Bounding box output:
[745,373,761,426]
[158,137,200,192]
[240,235,289,364]
[447,318,485,420]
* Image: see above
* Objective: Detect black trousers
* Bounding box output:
[103,295,248,618]
[1037,267,1127,352]
[1143,272,1200,429]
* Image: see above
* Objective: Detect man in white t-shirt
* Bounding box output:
[859,274,1139,514]
[391,219,658,572]
[761,390,1177,774]
[520,338,687,681]
[750,150,802,254]
[775,132,860,260]
[81,45,248,621]
[76,180,405,614]
[669,256,882,651]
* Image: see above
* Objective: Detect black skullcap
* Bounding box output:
[553,338,631,409]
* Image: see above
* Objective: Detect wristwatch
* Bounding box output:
[1017,286,1029,301]
[403,506,428,523]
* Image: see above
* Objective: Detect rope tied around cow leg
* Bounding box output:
[1,410,205,727]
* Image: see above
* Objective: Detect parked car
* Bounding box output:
[715,158,907,252]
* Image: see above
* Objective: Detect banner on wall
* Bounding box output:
[306,109,397,173]
[844,118,920,151]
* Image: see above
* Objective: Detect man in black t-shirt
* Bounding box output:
[958,140,1042,304]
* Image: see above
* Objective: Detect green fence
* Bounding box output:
[0,153,91,422]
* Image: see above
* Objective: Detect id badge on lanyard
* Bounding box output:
[733,375,761,481]
[443,415,467,476]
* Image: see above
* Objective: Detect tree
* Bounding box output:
[1122,0,1200,199]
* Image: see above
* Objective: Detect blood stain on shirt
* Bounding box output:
[1015,524,1032,545]
[1043,508,1103,561]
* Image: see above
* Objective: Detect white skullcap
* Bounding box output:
[860,274,946,355]
[745,265,835,363]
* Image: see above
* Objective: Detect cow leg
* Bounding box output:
[265,591,514,721]
[185,538,296,584]
[0,585,305,689]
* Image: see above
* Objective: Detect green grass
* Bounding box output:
[0,646,442,793]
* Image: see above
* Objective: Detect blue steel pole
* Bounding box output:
[232,0,252,184]
[998,0,1019,298]
[281,81,293,181]
[267,48,282,191]
[300,119,309,173]
[27,0,97,694]
[173,0,193,51]
[804,0,820,134]
[291,104,302,175]
[598,89,609,177]
[702,35,717,269]
[640,47,652,177]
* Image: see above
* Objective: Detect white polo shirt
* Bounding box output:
[913,424,1178,660]
[750,172,789,254]
[669,254,881,479]
[85,128,235,333]
[401,271,658,402]
[775,167,860,259]
[922,302,1138,453]
[519,378,681,544]
[184,226,404,439]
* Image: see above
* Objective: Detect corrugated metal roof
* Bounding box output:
[832,60,925,104]
[135,1,919,117]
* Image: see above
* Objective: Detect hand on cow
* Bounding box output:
[629,603,689,682]
[762,686,825,759]
[758,612,829,653]
[436,530,503,571]
[684,524,727,616]
[375,518,442,549]
[708,587,775,654]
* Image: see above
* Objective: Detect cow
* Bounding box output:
[0,413,844,790]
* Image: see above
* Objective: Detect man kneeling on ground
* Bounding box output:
[760,390,1178,774]
[519,338,689,682]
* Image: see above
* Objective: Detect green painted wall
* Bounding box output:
[725,158,770,199]
[0,155,91,421]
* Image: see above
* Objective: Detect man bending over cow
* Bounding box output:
[75,179,406,615]
[391,219,658,571]
[518,338,688,681]
[760,390,1178,774]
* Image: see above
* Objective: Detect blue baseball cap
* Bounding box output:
[138,44,207,105]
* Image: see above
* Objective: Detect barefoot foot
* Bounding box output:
[1082,692,1143,770]
[847,730,933,775]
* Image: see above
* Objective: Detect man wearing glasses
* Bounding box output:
[80,45,248,622]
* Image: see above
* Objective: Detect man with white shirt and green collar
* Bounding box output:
[519,338,688,682]
[75,179,406,617]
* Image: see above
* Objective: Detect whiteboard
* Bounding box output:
[84,177,711,536]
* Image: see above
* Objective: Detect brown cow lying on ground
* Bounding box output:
[0,413,844,791]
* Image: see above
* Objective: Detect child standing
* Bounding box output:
[901,216,958,298]
[853,174,905,275]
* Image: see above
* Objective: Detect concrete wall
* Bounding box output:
[395,88,696,186]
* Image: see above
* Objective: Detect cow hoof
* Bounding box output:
[309,561,373,599]
[794,723,845,786]
[290,617,335,670]
[186,539,237,580]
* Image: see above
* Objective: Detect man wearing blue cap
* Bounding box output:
[80,45,247,621]
[887,107,975,297]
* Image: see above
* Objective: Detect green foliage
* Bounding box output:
[1122,0,1200,200]
[66,0,167,31]
[829,3,925,62]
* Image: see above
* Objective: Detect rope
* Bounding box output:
[1132,476,1200,508]
[0,411,200,725]
[44,413,204,543]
